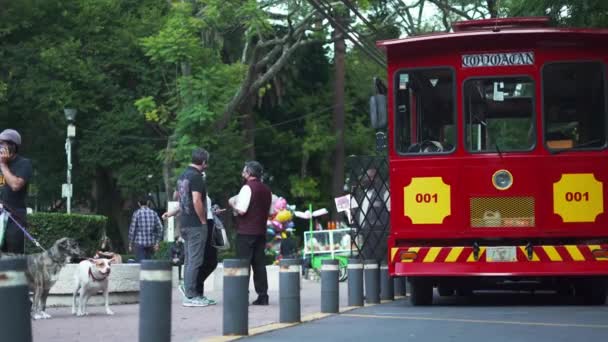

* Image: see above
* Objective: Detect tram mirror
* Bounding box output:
[370,94,388,129]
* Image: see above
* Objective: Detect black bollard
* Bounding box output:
[347,258,364,307]
[364,259,380,304]
[320,259,339,313]
[0,257,31,342]
[394,276,407,297]
[223,259,250,336]
[139,260,172,342]
[380,263,394,301]
[279,258,301,323]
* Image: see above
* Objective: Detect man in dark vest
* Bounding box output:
[229,161,272,305]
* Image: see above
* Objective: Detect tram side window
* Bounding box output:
[394,68,456,154]
[543,62,607,151]
[464,77,535,152]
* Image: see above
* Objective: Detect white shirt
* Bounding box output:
[230,185,277,215]
[233,185,252,213]
[206,196,213,219]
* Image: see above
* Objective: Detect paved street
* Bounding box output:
[246,291,608,342]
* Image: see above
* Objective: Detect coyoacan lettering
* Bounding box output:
[462,52,534,68]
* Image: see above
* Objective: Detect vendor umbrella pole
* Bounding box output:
[308,203,314,273]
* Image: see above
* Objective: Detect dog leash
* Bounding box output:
[0,207,47,252]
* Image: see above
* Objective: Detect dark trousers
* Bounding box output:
[182,225,207,298]
[1,218,25,253]
[196,219,218,295]
[236,234,268,296]
[134,245,154,262]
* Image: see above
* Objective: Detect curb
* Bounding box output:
[200,301,390,341]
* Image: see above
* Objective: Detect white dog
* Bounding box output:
[72,258,114,316]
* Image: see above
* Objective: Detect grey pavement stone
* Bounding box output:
[33,279,350,342]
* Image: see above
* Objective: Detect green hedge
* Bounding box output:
[25,212,107,256]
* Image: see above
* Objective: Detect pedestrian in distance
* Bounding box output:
[229,160,272,306]
[128,196,164,262]
[0,128,33,253]
[163,147,213,307]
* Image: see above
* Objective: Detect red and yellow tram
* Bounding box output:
[380,17,608,305]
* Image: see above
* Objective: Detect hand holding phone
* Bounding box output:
[0,146,11,163]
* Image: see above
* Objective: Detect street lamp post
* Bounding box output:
[63,108,77,214]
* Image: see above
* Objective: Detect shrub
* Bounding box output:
[25,212,108,256]
[153,240,172,260]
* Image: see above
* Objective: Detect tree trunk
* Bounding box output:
[162,137,175,201]
[94,168,130,252]
[331,10,347,219]
[300,151,309,178]
[487,0,498,18]
[241,96,256,160]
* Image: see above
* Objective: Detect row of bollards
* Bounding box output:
[0,256,405,341]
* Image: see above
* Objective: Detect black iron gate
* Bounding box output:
[346,155,390,263]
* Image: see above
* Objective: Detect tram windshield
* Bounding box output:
[464,77,535,152]
[394,68,456,154]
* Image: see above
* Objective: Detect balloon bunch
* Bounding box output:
[265,197,296,263]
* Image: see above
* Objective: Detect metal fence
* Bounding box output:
[346,155,390,263]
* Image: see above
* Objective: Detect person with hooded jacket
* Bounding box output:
[0,129,33,253]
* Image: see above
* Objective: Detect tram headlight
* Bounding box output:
[492,170,513,190]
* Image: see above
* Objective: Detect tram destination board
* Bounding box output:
[462,51,534,68]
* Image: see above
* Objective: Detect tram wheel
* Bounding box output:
[437,284,455,297]
[576,278,607,305]
[410,278,433,306]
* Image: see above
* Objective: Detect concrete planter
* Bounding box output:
[48,262,297,307]
[47,263,140,307]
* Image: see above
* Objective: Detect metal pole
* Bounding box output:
[380,263,394,301]
[320,259,339,313]
[139,260,172,342]
[364,259,380,304]
[0,257,32,342]
[347,258,364,307]
[279,258,301,323]
[394,277,406,297]
[65,136,72,214]
[223,259,249,336]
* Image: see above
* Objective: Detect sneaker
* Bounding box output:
[178,284,186,298]
[182,297,209,307]
[198,296,217,306]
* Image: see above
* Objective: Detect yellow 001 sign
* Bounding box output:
[403,177,451,224]
[553,173,604,223]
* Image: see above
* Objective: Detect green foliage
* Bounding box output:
[505,0,608,28]
[140,3,206,65]
[153,240,172,260]
[25,213,108,256]
[289,176,321,201]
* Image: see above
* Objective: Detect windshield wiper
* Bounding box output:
[495,142,503,159]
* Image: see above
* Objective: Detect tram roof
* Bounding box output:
[377,17,608,53]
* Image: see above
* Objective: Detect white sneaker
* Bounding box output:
[182,297,209,307]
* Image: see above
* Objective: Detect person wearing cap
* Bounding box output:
[0,129,33,253]
[228,160,273,306]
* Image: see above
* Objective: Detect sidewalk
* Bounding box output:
[33,279,350,342]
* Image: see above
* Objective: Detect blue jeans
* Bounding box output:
[182,225,207,298]
[135,245,154,262]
